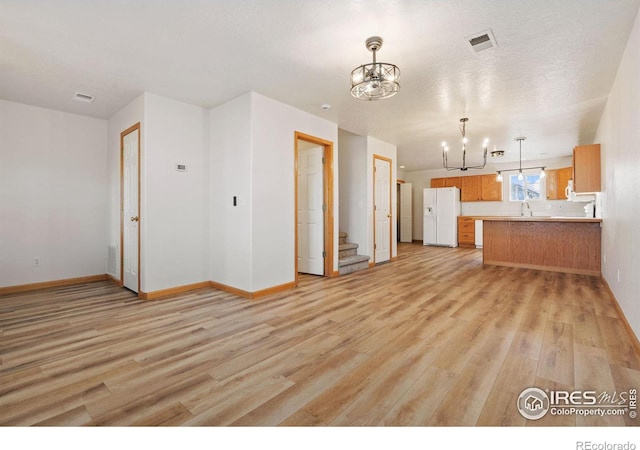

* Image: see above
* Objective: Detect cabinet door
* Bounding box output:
[444,177,461,188]
[573,144,601,193]
[430,178,446,188]
[461,176,481,202]
[457,217,475,246]
[546,169,559,200]
[556,167,572,199]
[481,174,502,201]
[546,167,572,199]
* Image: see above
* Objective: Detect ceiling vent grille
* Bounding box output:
[73,91,95,103]
[466,29,498,53]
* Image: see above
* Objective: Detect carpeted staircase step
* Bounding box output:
[338,254,370,275]
[339,231,348,245]
[339,243,358,258]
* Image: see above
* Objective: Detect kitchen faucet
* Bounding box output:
[521,200,531,217]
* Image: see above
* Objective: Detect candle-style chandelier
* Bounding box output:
[441,117,488,171]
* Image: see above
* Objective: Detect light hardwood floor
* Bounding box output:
[1,243,639,426]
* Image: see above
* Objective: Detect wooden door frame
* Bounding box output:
[120,123,141,295]
[294,132,335,284]
[373,154,393,264]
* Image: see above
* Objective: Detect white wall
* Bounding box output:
[402,156,587,241]
[209,93,253,292]
[107,93,209,293]
[250,93,339,290]
[338,129,368,251]
[0,99,108,287]
[209,92,339,293]
[106,94,144,280]
[367,136,398,260]
[143,93,209,292]
[595,7,640,339]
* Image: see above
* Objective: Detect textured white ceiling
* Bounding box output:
[1,0,638,170]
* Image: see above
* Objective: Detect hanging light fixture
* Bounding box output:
[350,36,400,101]
[442,117,489,171]
[495,137,546,181]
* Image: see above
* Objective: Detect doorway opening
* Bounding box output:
[295,132,334,284]
[398,180,413,244]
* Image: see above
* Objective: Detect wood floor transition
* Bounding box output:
[1,243,639,426]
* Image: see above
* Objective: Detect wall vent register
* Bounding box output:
[466,29,498,53]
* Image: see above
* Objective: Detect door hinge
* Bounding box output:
[322,157,326,164]
[322,251,327,258]
[322,203,327,211]
[374,243,377,249]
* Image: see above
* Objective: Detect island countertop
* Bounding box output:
[462,215,602,223]
[480,218,601,276]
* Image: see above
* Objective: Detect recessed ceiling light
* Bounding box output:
[320,103,331,110]
[73,91,95,103]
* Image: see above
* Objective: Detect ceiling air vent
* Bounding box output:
[73,91,95,103]
[466,29,498,53]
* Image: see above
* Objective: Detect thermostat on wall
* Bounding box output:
[176,164,187,172]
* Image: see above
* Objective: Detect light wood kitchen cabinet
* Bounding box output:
[431,174,501,201]
[480,174,502,201]
[444,177,461,188]
[546,167,572,200]
[573,144,601,193]
[431,176,461,189]
[457,216,475,247]
[461,176,481,201]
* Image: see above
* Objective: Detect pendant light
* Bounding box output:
[495,136,546,181]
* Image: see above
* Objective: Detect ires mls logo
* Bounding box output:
[517,388,550,420]
[517,387,637,420]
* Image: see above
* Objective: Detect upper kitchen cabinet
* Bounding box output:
[480,174,502,201]
[546,167,572,200]
[461,176,481,201]
[444,177,461,188]
[432,174,501,201]
[431,176,461,189]
[573,144,601,193]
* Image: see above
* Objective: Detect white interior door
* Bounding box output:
[374,157,391,263]
[122,127,139,292]
[400,183,412,243]
[297,144,324,275]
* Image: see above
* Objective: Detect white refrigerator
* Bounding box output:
[423,187,461,247]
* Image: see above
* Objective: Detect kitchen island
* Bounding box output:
[479,216,602,276]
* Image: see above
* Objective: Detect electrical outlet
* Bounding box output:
[603,253,606,264]
[617,268,621,282]
[33,257,41,267]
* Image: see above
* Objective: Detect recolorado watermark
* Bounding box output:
[517,387,637,420]
[576,442,636,450]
